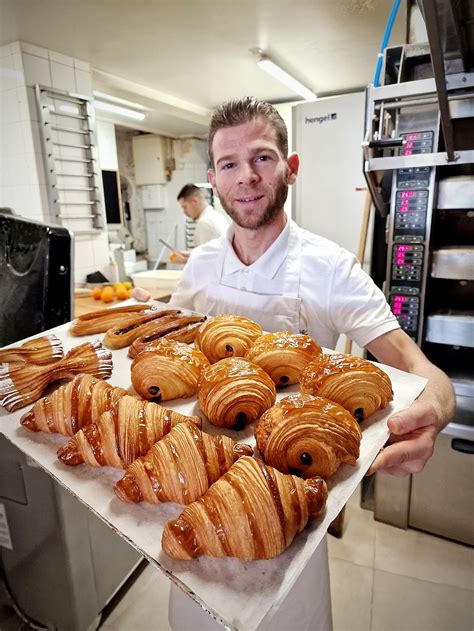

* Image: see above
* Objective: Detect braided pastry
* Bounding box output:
[70,304,154,336]
[114,420,253,504]
[244,331,322,386]
[162,456,327,561]
[301,353,393,422]
[57,394,201,468]
[197,357,276,430]
[127,314,205,359]
[194,314,262,364]
[131,340,209,402]
[0,334,63,365]
[254,393,362,479]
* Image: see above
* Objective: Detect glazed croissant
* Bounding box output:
[102,309,181,350]
[131,340,210,402]
[162,455,327,561]
[301,353,393,422]
[20,374,131,435]
[194,314,263,364]
[244,331,322,386]
[0,334,63,365]
[254,393,362,480]
[114,420,253,504]
[57,394,202,468]
[198,357,276,430]
[0,341,113,412]
[70,304,154,336]
[128,313,205,359]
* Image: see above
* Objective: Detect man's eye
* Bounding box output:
[256,155,270,162]
[222,163,234,170]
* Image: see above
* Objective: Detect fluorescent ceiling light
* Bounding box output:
[257,56,317,102]
[94,100,146,121]
[93,90,146,111]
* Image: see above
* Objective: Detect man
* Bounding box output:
[170,184,229,264]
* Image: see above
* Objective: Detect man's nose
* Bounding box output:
[237,162,259,184]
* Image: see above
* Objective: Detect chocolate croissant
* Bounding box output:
[70,304,154,336]
[194,314,263,364]
[131,340,210,402]
[57,394,202,468]
[254,393,362,480]
[20,374,131,435]
[0,334,63,365]
[197,357,276,430]
[244,331,322,386]
[114,420,253,504]
[301,353,393,422]
[162,456,327,561]
[0,341,112,412]
[128,314,205,359]
[102,309,181,350]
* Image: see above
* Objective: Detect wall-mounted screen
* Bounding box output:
[101,170,122,225]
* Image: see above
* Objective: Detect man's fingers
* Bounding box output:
[368,434,434,475]
[375,459,428,478]
[388,400,438,435]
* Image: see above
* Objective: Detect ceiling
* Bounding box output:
[0,0,406,137]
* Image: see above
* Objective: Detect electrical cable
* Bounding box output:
[374,0,401,87]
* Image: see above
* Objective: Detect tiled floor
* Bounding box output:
[97,486,473,631]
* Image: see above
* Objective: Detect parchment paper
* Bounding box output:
[0,303,427,630]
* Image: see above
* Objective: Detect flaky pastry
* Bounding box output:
[0,334,63,365]
[194,314,263,363]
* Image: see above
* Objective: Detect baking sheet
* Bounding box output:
[0,302,427,630]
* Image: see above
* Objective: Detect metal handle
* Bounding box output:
[451,438,474,455]
[367,138,405,148]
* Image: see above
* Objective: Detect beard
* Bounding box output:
[216,171,289,230]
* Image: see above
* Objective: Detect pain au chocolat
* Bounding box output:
[162,455,327,561]
[114,420,253,505]
[194,314,263,364]
[197,357,276,430]
[245,331,322,387]
[254,393,362,480]
[301,353,393,422]
[131,340,210,402]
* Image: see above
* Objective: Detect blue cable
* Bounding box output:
[374,0,401,87]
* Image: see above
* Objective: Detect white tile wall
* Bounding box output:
[22,52,52,87]
[51,61,76,93]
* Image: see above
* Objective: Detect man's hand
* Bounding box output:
[368,399,439,477]
[169,250,190,265]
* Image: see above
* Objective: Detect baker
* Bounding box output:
[167,96,455,630]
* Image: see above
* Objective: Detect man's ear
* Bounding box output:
[287,153,299,185]
[208,168,216,188]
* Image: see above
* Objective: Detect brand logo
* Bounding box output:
[305,113,337,125]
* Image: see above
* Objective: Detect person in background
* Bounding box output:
[170,183,229,264]
[167,96,455,631]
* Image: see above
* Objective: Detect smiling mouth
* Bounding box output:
[236,195,264,203]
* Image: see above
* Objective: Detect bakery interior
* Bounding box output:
[0,0,473,630]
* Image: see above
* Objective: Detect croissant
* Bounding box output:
[244,331,322,386]
[197,357,276,430]
[300,353,393,422]
[254,393,362,480]
[0,341,113,412]
[194,314,263,364]
[162,456,327,561]
[20,374,131,435]
[128,314,205,359]
[57,394,202,468]
[69,304,154,336]
[102,309,181,350]
[114,420,253,504]
[131,341,210,402]
[0,334,63,365]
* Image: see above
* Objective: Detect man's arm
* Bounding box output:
[366,328,456,477]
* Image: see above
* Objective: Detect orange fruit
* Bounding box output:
[123,281,132,289]
[101,287,114,303]
[91,287,101,300]
[169,252,176,262]
[115,287,128,300]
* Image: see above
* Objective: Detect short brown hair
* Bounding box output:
[208,96,288,166]
[177,183,205,201]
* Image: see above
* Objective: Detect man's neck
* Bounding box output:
[232,212,287,266]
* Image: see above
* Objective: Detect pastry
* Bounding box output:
[20,374,131,435]
[197,357,276,429]
[102,310,181,350]
[244,331,322,386]
[162,455,327,561]
[194,314,263,364]
[301,353,393,422]
[57,394,202,468]
[127,314,205,359]
[114,420,253,504]
[69,304,154,336]
[254,393,362,479]
[0,341,112,413]
[0,334,63,365]
[131,340,210,402]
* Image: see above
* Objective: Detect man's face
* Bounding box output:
[179,196,198,220]
[208,118,298,230]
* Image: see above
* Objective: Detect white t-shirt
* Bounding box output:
[171,219,399,349]
[194,206,229,247]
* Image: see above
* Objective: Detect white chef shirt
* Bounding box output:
[193,205,229,247]
[171,219,399,349]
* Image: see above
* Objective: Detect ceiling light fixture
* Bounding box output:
[93,91,147,121]
[257,55,317,102]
